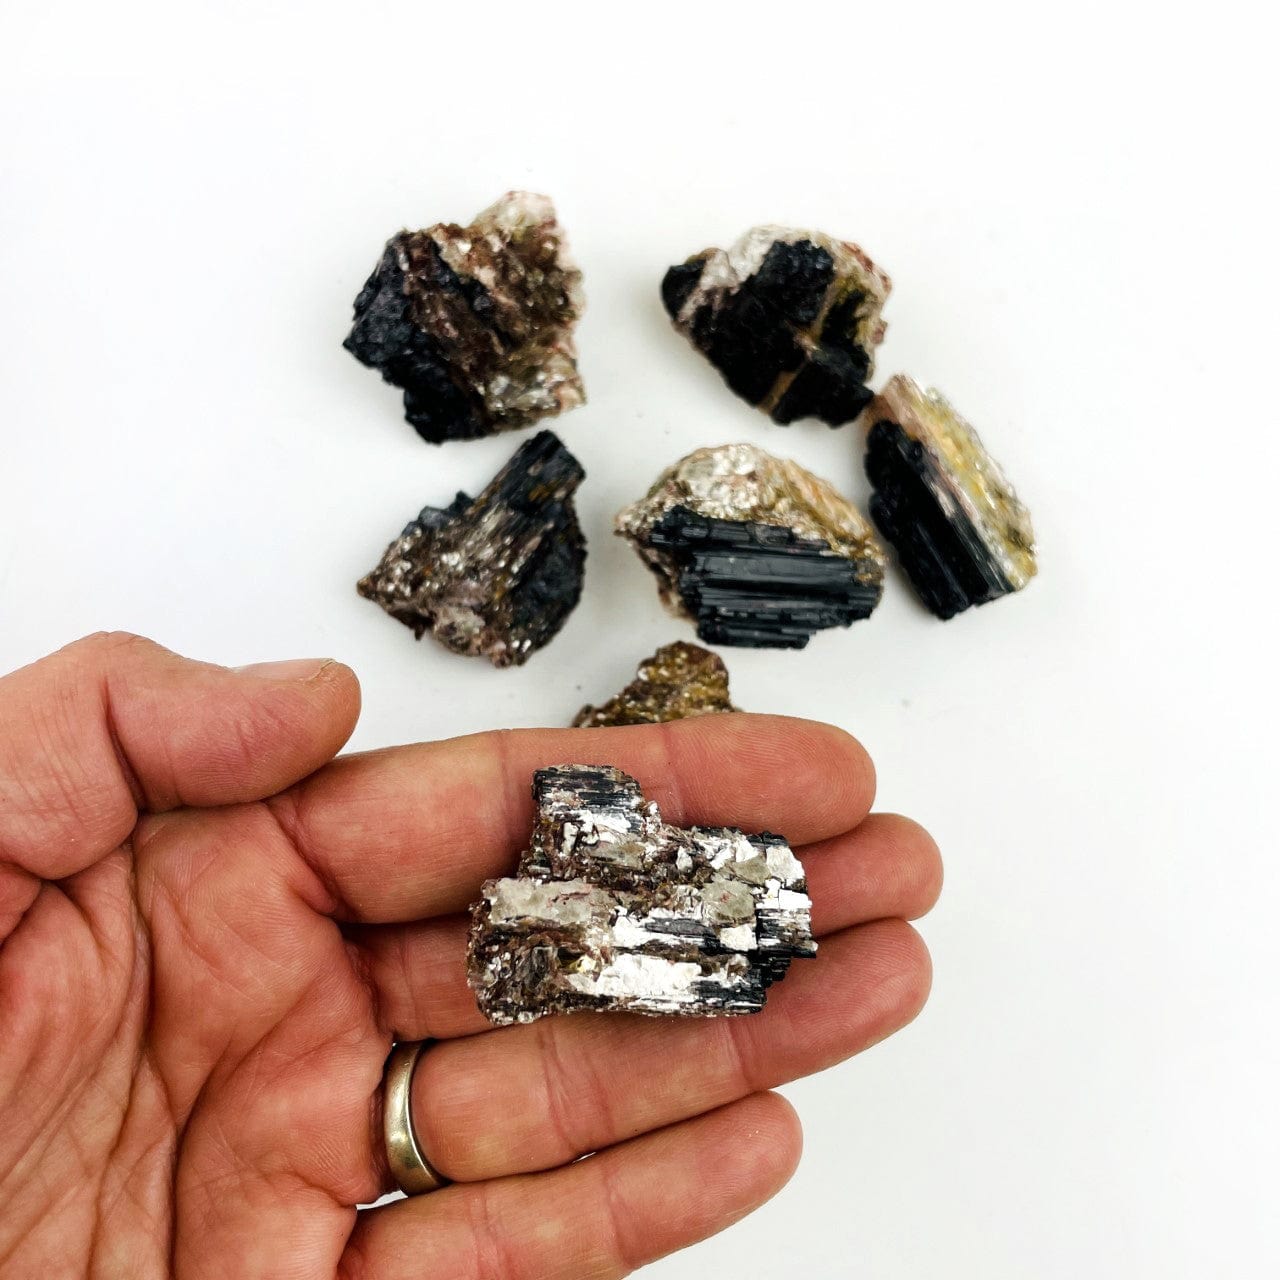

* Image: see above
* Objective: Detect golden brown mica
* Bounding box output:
[572,642,738,727]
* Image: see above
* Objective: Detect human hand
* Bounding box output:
[0,633,941,1278]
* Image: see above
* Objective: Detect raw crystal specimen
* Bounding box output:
[662,226,890,425]
[357,430,585,666]
[616,444,886,649]
[863,374,1037,620]
[468,765,815,1023]
[343,192,585,444]
[572,642,737,727]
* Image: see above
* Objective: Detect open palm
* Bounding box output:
[0,634,940,1279]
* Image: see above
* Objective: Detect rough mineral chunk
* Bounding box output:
[357,430,585,666]
[662,226,890,425]
[863,374,1037,619]
[468,765,815,1024]
[343,191,585,443]
[572,642,738,727]
[616,444,886,649]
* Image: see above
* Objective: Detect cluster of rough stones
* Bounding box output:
[347,199,1037,669]
[659,227,1037,623]
[343,197,1036,1019]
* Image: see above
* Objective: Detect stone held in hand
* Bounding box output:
[863,374,1038,620]
[356,430,586,667]
[344,191,585,444]
[572,641,738,727]
[662,225,891,425]
[467,765,816,1024]
[616,443,886,649]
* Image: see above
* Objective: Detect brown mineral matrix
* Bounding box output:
[572,642,738,727]
[344,192,585,443]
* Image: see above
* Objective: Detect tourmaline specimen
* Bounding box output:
[863,374,1037,620]
[357,430,586,666]
[343,191,585,444]
[662,226,891,425]
[616,444,886,649]
[468,765,815,1023]
[572,641,738,727]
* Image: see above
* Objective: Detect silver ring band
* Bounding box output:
[383,1040,450,1196]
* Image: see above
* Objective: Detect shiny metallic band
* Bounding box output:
[383,1040,450,1196]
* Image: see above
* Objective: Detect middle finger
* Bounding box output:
[354,812,943,1041]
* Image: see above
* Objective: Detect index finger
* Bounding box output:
[268,714,875,923]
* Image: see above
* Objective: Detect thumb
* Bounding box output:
[0,632,361,880]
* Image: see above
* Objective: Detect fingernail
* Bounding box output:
[233,658,335,681]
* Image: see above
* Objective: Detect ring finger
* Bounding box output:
[402,918,931,1186]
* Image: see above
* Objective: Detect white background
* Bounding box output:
[2,2,1277,1275]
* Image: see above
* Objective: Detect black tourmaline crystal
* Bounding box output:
[344,192,585,444]
[863,375,1038,619]
[616,444,886,650]
[357,430,586,666]
[645,508,882,648]
[467,765,816,1024]
[662,226,891,426]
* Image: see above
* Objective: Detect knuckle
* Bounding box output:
[535,1016,599,1162]
[65,630,153,663]
[461,1181,521,1280]
[595,1153,643,1275]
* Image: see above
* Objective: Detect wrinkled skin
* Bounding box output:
[0,634,941,1278]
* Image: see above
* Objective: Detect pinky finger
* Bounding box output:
[339,1092,802,1280]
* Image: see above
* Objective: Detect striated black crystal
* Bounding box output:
[867,422,1013,619]
[615,444,886,650]
[357,430,586,666]
[862,375,1037,621]
[647,507,881,649]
